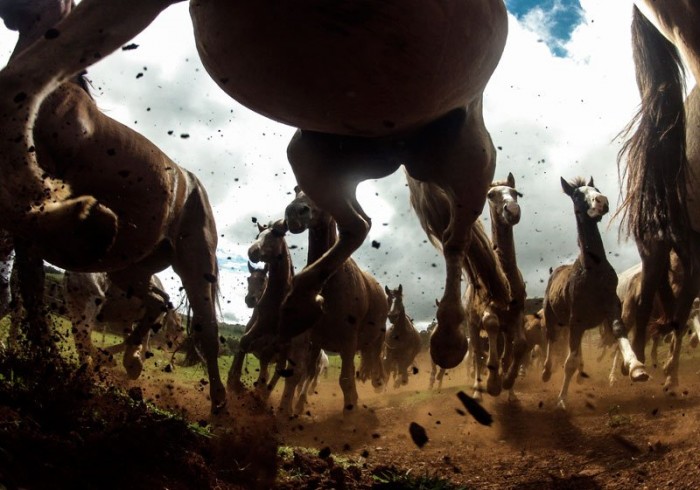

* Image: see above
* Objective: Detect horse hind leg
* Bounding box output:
[482,312,502,397]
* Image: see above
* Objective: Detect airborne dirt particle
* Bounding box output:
[408,422,429,448]
[456,391,493,426]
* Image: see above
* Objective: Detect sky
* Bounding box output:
[0,1,683,329]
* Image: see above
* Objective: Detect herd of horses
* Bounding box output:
[0,0,699,420]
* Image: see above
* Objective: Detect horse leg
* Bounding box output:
[609,347,620,386]
[482,310,501,397]
[503,313,527,392]
[171,192,226,414]
[283,131,399,338]
[557,328,583,410]
[690,315,700,348]
[429,361,437,390]
[662,330,683,391]
[608,311,649,382]
[0,1,178,251]
[13,240,52,352]
[338,349,359,415]
[634,240,671,363]
[541,312,557,383]
[295,343,322,415]
[405,106,496,369]
[650,333,661,367]
[226,349,247,394]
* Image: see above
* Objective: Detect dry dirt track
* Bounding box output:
[129,339,700,489]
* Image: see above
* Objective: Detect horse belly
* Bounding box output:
[190,0,507,136]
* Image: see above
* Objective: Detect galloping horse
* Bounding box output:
[0,0,508,374]
[0,1,225,413]
[285,188,387,416]
[542,177,648,410]
[484,172,527,398]
[227,222,291,397]
[383,284,422,389]
[618,2,700,369]
[63,272,182,369]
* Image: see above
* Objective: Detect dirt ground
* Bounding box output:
[3,335,700,489]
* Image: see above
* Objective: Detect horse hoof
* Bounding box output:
[556,399,567,411]
[690,335,699,349]
[487,375,502,397]
[541,368,551,383]
[628,361,649,382]
[429,332,468,369]
[123,346,143,379]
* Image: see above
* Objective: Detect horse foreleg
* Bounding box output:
[483,310,502,397]
[635,241,671,363]
[0,1,178,254]
[557,328,583,410]
[609,315,649,383]
[663,330,683,391]
[283,131,392,338]
[338,349,359,416]
[503,313,527,392]
[226,349,247,394]
[609,347,620,386]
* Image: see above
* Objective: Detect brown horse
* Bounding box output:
[383,284,422,389]
[62,272,181,369]
[227,221,291,397]
[612,254,699,389]
[617,2,700,369]
[542,177,648,409]
[0,0,508,375]
[483,172,528,399]
[0,1,225,413]
[284,187,387,416]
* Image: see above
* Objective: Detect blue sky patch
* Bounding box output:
[506,0,585,57]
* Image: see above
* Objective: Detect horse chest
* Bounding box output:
[190,0,507,136]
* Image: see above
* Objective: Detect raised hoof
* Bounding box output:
[429,331,468,370]
[628,360,649,382]
[556,399,567,411]
[541,368,552,383]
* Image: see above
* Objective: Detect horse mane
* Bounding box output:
[615,6,689,253]
[566,176,588,189]
[465,219,511,307]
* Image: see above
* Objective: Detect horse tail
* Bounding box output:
[464,219,511,308]
[616,6,689,257]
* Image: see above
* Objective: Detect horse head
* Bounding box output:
[284,186,321,234]
[385,284,404,324]
[245,261,268,308]
[561,176,609,222]
[247,219,288,265]
[488,172,522,226]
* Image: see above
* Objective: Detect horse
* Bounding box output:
[617,2,700,372]
[610,255,700,388]
[383,284,422,389]
[62,272,182,368]
[0,1,225,413]
[542,177,648,410]
[0,0,508,376]
[481,172,528,399]
[284,187,387,416]
[227,223,291,397]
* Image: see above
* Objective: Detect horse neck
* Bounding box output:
[259,246,293,306]
[490,212,519,282]
[575,214,607,269]
[307,211,337,263]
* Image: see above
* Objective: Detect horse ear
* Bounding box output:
[435,298,440,307]
[272,218,288,235]
[587,176,595,187]
[385,285,390,295]
[294,185,301,195]
[560,177,574,196]
[507,172,515,188]
[398,284,403,294]
[257,222,265,232]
